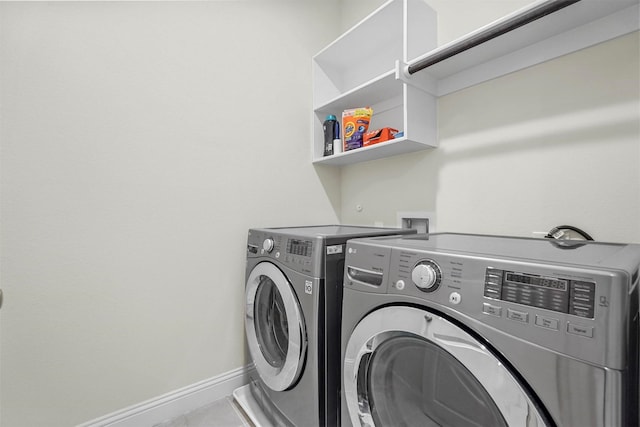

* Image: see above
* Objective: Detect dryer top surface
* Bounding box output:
[353,233,640,270]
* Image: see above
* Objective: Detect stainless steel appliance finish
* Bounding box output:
[341,233,640,427]
[245,225,416,427]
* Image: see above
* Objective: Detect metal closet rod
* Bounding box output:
[407,0,582,75]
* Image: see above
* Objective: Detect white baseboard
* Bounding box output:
[77,365,249,427]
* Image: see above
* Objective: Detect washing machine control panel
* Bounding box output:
[247,231,320,275]
[286,238,313,257]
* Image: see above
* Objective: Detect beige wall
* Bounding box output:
[339,2,640,243]
[1,1,638,426]
[0,2,341,426]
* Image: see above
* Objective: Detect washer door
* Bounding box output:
[245,262,307,392]
[344,306,549,427]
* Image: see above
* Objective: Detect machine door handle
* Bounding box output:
[0,289,3,309]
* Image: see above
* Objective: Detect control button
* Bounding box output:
[275,251,280,258]
[572,281,595,292]
[486,268,503,277]
[482,303,502,317]
[486,276,502,284]
[262,238,275,253]
[483,288,501,299]
[449,292,461,305]
[535,315,559,330]
[567,323,594,338]
[507,309,529,323]
[395,280,405,290]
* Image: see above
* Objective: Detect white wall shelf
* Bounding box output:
[312,0,438,166]
[312,0,640,166]
[312,135,435,166]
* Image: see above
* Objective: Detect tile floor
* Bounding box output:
[153,396,253,427]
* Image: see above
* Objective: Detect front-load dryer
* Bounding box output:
[341,233,640,427]
[244,225,415,427]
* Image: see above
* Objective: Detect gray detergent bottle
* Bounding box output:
[323,115,340,156]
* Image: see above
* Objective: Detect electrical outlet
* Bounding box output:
[397,211,435,234]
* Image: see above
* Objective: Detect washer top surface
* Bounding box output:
[356,233,638,268]
[254,225,408,239]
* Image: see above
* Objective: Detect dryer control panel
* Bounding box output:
[343,233,640,369]
[484,268,595,319]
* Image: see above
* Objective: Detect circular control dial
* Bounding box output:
[411,260,442,292]
[262,238,275,253]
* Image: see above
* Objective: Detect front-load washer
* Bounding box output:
[341,233,640,427]
[244,225,416,427]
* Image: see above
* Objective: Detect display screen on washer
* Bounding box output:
[485,268,595,318]
[287,239,312,257]
[505,272,568,291]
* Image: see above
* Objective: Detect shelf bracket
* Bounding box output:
[395,60,438,96]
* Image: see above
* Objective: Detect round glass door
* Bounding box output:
[253,277,289,369]
[245,262,306,392]
[343,306,548,427]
